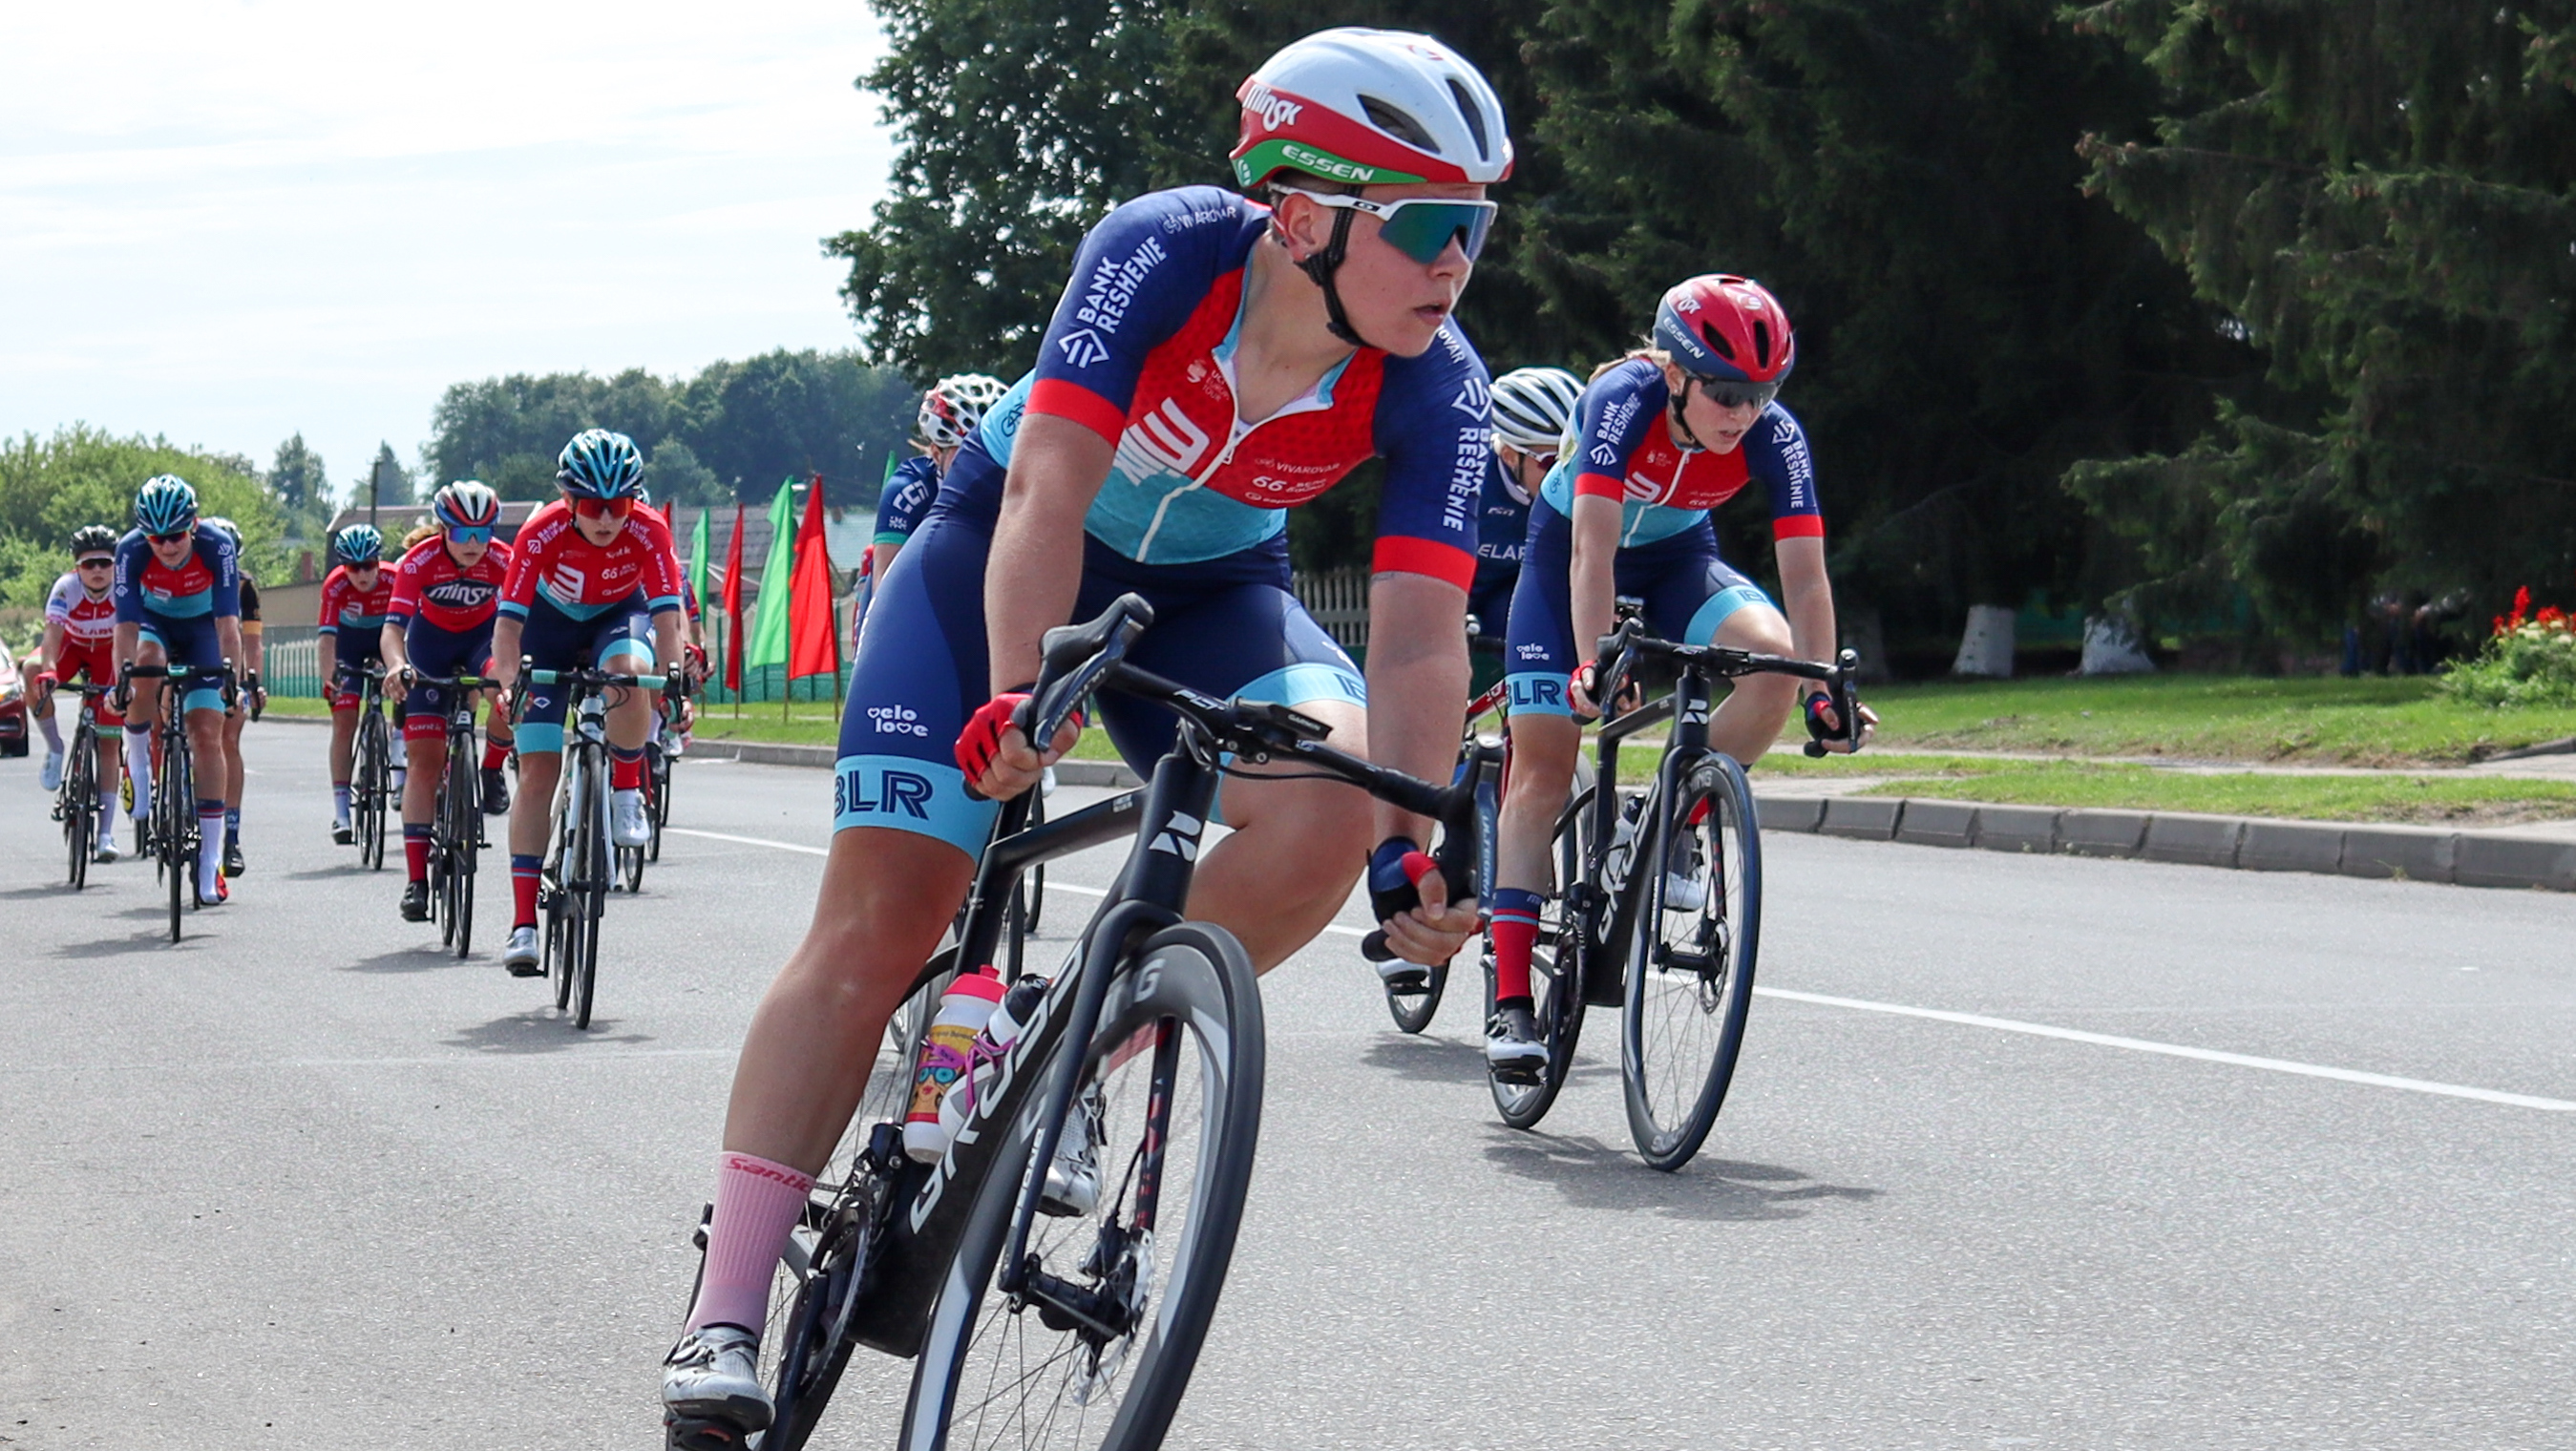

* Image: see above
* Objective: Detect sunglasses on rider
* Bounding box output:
[1684,374,1782,411]
[76,556,115,570]
[1279,190,1498,265]
[568,495,635,522]
[147,530,192,545]
[447,525,495,546]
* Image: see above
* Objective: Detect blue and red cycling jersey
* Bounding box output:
[112,525,239,622]
[316,563,393,641]
[939,185,1492,586]
[386,536,512,634]
[498,500,686,622]
[874,455,939,551]
[1542,355,1822,548]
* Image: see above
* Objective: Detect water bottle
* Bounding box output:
[904,967,1006,1163]
[937,974,1051,1146]
[1602,793,1645,890]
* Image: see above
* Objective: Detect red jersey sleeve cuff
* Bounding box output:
[1573,472,1627,501]
[1369,536,1476,591]
[1026,379,1129,445]
[1771,515,1826,541]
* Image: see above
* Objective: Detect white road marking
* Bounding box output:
[663,828,2573,1111]
[1754,986,2576,1112]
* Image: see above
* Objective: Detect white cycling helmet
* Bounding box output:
[1489,366,1584,454]
[1231,29,1513,190]
[917,374,1009,450]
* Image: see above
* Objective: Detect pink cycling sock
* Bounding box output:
[686,1151,815,1335]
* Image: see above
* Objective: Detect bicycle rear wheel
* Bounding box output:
[901,921,1265,1451]
[1489,783,1592,1129]
[1619,751,1762,1171]
[645,742,669,863]
[749,951,961,1450]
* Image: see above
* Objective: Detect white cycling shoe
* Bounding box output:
[661,1324,771,1440]
[93,830,121,864]
[612,788,652,849]
[39,748,63,792]
[502,924,542,978]
[1662,832,1709,914]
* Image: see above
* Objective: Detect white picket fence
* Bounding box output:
[1293,568,1371,649]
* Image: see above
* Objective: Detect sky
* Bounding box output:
[0,0,896,497]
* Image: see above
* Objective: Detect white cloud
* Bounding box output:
[0,0,898,494]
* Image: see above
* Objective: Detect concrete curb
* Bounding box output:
[1760,794,2574,894]
[677,742,2576,894]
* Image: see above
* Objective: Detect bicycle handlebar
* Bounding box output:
[1022,594,1501,966]
[1590,619,1866,757]
[527,667,669,690]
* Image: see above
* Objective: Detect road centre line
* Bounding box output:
[670,826,2574,1111]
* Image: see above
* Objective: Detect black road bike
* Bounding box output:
[125,662,235,943]
[672,593,1496,1451]
[525,663,666,1030]
[642,673,690,867]
[1488,618,1859,1169]
[52,683,116,890]
[342,662,394,871]
[416,672,497,958]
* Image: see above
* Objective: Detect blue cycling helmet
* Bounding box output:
[333,523,384,564]
[134,474,199,536]
[432,479,501,531]
[555,429,646,499]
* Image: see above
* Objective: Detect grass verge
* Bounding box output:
[1837,759,2576,827]
[1854,674,2576,767]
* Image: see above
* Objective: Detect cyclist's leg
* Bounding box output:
[1092,557,1371,971]
[126,630,172,822]
[399,628,463,884]
[165,620,232,898]
[77,654,127,845]
[689,511,995,1347]
[1494,502,1584,1002]
[507,602,589,929]
[221,694,246,851]
[593,610,656,825]
[1658,553,1793,768]
[326,653,361,826]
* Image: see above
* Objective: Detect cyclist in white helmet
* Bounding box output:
[849,373,1007,651]
[1469,365,1584,637]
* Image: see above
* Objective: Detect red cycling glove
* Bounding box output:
[955,692,1033,785]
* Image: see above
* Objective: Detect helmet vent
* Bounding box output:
[1360,95,1439,152]
[1752,321,1773,368]
[1446,79,1490,160]
[1700,321,1738,361]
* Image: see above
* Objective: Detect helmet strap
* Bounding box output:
[1666,376,1711,452]
[1292,206,1374,350]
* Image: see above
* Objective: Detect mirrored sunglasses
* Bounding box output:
[147,531,192,545]
[447,526,495,546]
[570,495,635,521]
[1688,375,1781,411]
[76,556,115,569]
[1282,190,1498,265]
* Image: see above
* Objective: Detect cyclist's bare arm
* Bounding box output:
[977,413,1114,794]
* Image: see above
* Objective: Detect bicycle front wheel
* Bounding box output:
[902,921,1265,1451]
[570,755,607,1029]
[1619,751,1762,1172]
[163,735,192,942]
[357,707,390,871]
[64,731,95,891]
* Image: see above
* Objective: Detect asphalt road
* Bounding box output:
[3,714,2573,1449]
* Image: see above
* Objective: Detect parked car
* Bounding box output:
[0,639,29,757]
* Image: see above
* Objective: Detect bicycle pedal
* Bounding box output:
[664,1414,761,1451]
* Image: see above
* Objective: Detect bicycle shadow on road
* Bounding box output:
[343,945,470,974]
[1481,1129,1881,1223]
[54,928,198,958]
[439,1009,653,1053]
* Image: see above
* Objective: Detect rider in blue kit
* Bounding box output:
[1467,365,1584,638]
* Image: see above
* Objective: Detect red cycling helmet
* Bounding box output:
[1654,275,1795,387]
